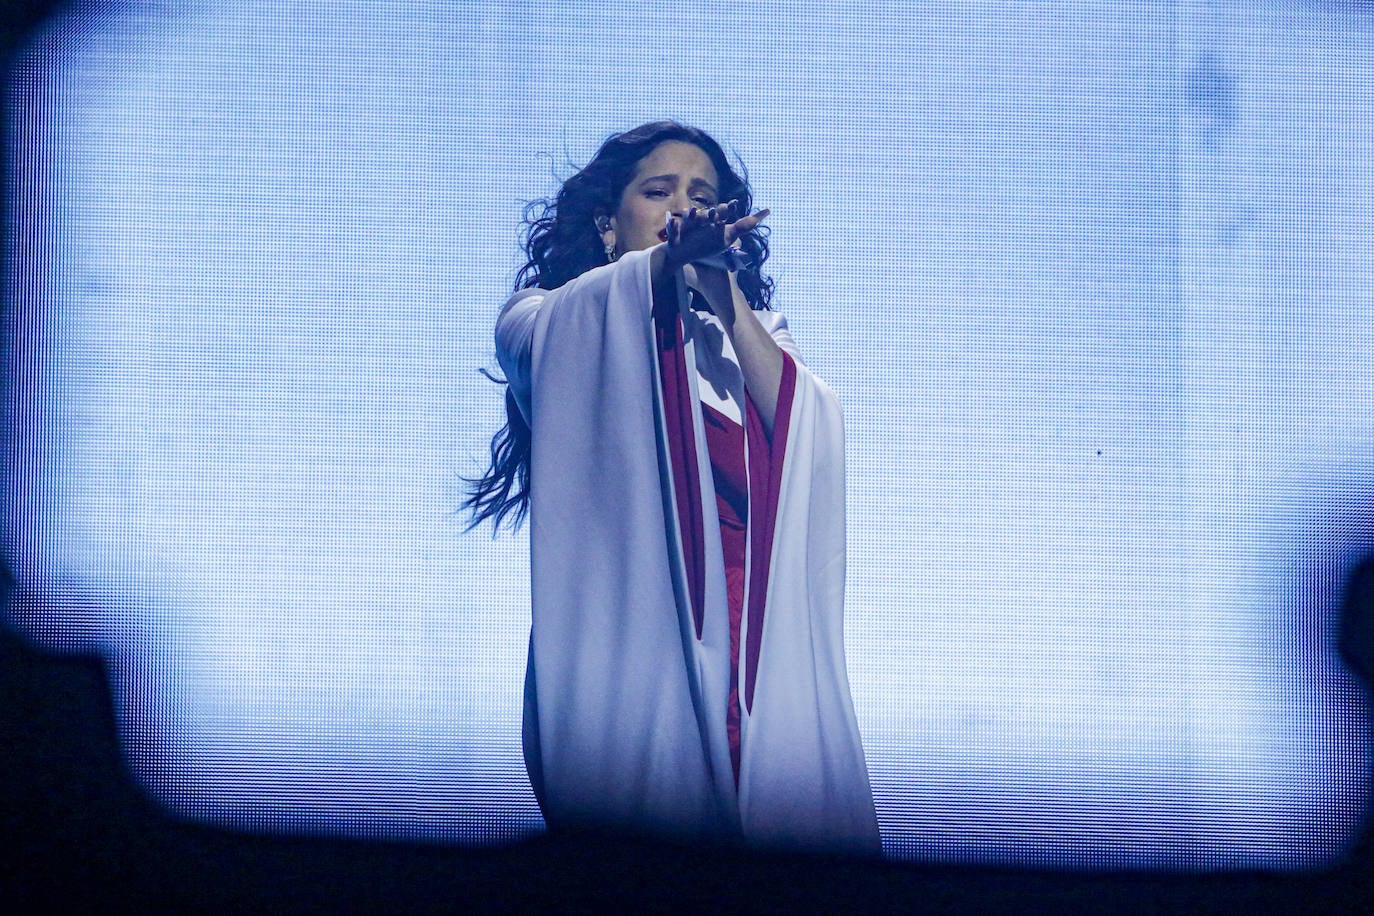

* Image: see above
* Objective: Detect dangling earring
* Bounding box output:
[596,217,617,263]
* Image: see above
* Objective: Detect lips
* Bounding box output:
[658,228,669,242]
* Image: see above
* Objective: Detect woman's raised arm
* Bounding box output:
[648,203,784,435]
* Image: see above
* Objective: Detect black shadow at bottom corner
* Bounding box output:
[3,618,1374,912]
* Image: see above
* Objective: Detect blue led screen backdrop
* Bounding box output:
[4,0,1372,866]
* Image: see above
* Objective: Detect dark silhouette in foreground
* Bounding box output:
[3,616,1372,910]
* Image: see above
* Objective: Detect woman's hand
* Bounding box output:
[651,198,784,436]
[664,199,770,270]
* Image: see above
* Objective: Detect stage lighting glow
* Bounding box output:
[4,0,1371,865]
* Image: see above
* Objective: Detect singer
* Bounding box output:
[467,121,879,853]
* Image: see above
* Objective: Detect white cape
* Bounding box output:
[496,248,879,854]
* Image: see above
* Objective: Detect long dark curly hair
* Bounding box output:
[465,121,774,532]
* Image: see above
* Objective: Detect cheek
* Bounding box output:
[622,201,664,239]
[613,199,641,234]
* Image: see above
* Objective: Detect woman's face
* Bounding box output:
[602,140,721,257]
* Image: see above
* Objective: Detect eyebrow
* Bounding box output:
[637,174,719,195]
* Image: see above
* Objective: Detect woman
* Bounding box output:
[469,122,879,853]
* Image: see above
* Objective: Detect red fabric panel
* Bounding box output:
[703,403,747,785]
[655,291,798,776]
[653,295,707,639]
[744,353,797,713]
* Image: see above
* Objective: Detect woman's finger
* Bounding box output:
[744,207,770,228]
[725,207,770,242]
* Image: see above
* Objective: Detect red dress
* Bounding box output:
[703,403,750,784]
[656,289,777,787]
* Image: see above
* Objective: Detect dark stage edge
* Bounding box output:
[3,627,1372,913]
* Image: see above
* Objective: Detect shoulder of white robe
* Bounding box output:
[754,309,804,362]
[494,289,546,423]
[496,288,544,358]
[561,248,656,309]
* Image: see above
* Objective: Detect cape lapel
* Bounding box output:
[742,353,797,712]
[652,283,708,639]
